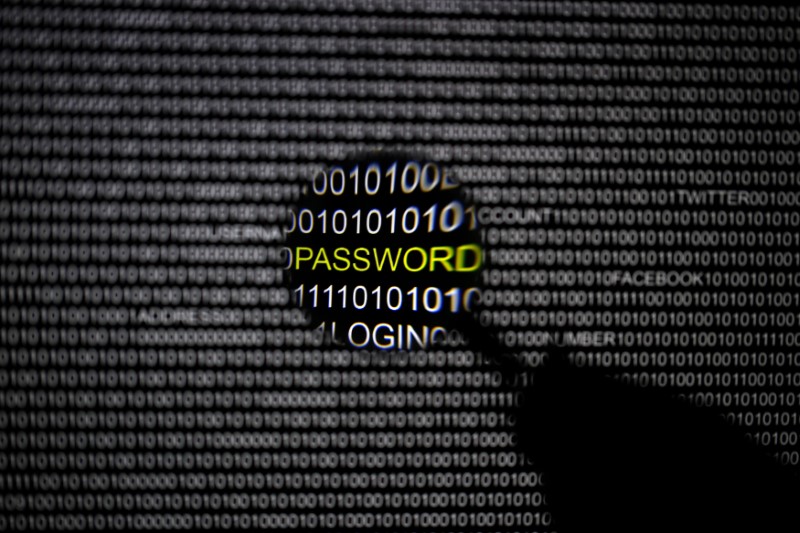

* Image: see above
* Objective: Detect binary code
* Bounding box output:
[1,1,799,531]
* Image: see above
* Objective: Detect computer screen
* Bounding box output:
[1,2,799,531]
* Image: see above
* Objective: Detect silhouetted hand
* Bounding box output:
[516,345,800,533]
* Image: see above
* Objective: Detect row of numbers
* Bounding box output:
[294,284,479,313]
[287,202,476,235]
[311,162,458,196]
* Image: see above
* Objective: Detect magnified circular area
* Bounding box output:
[284,152,482,350]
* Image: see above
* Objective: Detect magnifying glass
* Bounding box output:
[280,150,800,533]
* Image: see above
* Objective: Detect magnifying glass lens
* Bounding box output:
[284,152,483,351]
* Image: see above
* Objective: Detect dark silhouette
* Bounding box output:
[466,324,800,532]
